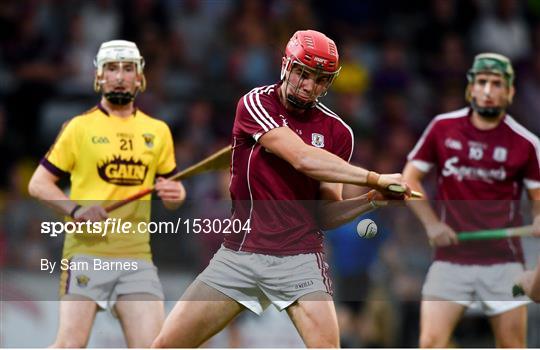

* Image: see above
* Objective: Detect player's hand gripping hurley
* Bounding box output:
[366,171,423,198]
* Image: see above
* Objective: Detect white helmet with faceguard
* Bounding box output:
[281,30,341,109]
[93,40,146,105]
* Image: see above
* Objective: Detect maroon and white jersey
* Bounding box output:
[225,84,354,255]
[408,107,540,264]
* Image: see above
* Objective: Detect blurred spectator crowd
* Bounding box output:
[2,0,540,347]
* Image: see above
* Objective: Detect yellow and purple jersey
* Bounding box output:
[42,103,177,260]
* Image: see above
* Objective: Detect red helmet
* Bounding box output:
[280,30,341,108]
[281,30,340,79]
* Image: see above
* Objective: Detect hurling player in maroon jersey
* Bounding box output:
[152,30,411,348]
[404,53,540,347]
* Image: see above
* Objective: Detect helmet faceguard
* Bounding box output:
[93,40,146,105]
[281,30,341,109]
[466,53,515,118]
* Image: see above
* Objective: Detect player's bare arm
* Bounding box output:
[29,165,108,221]
[317,182,392,229]
[258,126,409,196]
[403,161,458,246]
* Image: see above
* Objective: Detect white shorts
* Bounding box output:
[422,261,530,316]
[60,255,164,311]
[196,246,332,315]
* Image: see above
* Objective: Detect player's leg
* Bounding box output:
[260,252,338,347]
[478,263,529,347]
[488,305,527,347]
[286,291,340,348]
[151,280,245,348]
[153,246,266,347]
[419,261,475,347]
[114,293,164,348]
[112,259,166,347]
[50,295,98,348]
[419,300,465,348]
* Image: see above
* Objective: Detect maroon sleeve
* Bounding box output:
[233,91,281,141]
[524,140,540,187]
[333,124,354,162]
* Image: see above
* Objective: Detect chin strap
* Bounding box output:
[286,94,315,109]
[470,98,504,119]
[104,92,135,106]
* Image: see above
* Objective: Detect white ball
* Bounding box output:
[357,219,378,238]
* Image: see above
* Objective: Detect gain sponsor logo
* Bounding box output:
[442,156,506,183]
[97,155,148,186]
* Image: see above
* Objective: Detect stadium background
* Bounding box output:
[1,0,540,347]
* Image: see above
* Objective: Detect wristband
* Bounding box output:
[70,204,82,219]
[366,171,380,187]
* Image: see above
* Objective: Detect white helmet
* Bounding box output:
[93,40,146,93]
